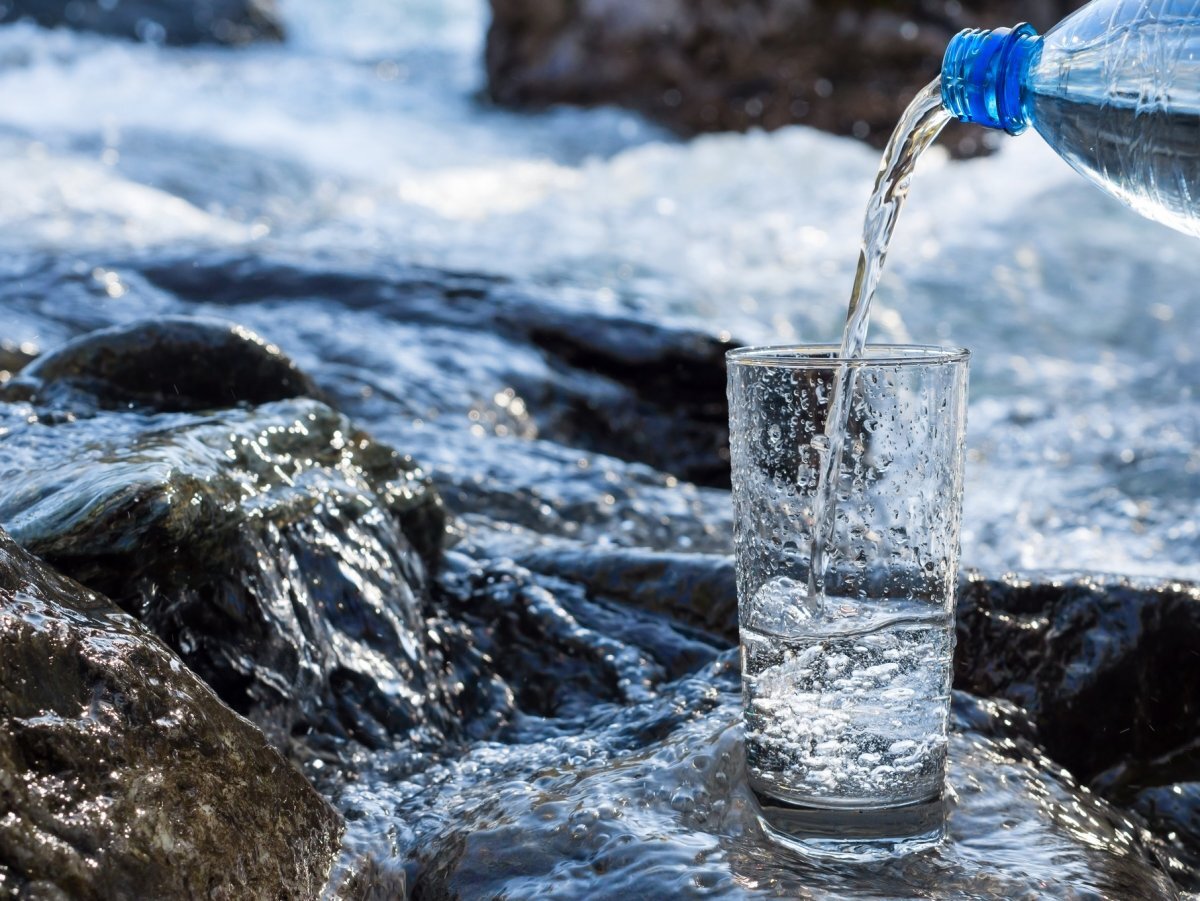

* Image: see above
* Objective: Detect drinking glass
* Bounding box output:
[726,344,969,858]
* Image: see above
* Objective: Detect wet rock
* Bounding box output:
[954,570,1200,883]
[0,253,738,491]
[1133,782,1200,877]
[485,0,1085,155]
[137,253,737,488]
[517,546,738,638]
[0,339,36,384]
[380,541,1196,894]
[481,547,1200,887]
[955,572,1200,784]
[384,654,1183,899]
[428,439,732,555]
[0,317,453,752]
[0,527,341,898]
[6,316,322,412]
[438,552,728,732]
[0,0,284,45]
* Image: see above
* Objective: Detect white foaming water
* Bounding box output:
[0,0,1195,581]
[742,593,952,807]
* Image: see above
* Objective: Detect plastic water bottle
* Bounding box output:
[940,0,1200,238]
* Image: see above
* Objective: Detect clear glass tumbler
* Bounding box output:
[726,344,969,858]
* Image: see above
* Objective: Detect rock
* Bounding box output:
[136,254,737,489]
[492,546,1200,888]
[0,527,341,898]
[389,654,1182,899]
[0,253,737,498]
[0,0,284,45]
[6,316,322,412]
[0,340,36,384]
[485,0,1086,155]
[517,546,738,637]
[1133,783,1200,877]
[955,570,1200,883]
[955,572,1200,786]
[0,317,453,753]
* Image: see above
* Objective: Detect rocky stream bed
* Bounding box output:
[0,0,1198,896]
[0,268,1197,898]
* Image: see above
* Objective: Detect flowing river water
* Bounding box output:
[0,1,1197,896]
[0,1,1193,579]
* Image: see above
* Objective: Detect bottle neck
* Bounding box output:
[941,24,1042,135]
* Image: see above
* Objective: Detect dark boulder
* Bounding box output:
[485,0,1085,155]
[0,0,284,45]
[0,527,341,898]
[955,570,1200,878]
[0,317,453,753]
[955,572,1200,786]
[133,253,737,489]
[6,316,322,412]
[0,340,36,382]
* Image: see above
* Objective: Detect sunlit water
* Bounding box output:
[0,1,1197,895]
[0,1,1193,581]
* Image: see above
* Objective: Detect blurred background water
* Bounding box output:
[0,0,1195,575]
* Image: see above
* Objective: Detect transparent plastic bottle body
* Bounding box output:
[942,0,1200,238]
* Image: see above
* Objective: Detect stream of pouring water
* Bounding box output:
[805,79,952,613]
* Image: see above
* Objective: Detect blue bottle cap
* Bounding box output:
[941,24,1042,134]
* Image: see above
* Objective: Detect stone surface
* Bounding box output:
[402,680,1182,900]
[506,542,1200,889]
[0,317,453,753]
[137,254,737,489]
[0,0,284,45]
[0,340,36,383]
[955,570,1200,879]
[956,572,1200,786]
[6,316,322,412]
[518,545,739,637]
[0,527,341,899]
[485,0,1086,155]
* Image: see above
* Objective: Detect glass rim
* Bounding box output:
[725,343,970,368]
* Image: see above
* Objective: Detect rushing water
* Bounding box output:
[0,1,1195,579]
[806,80,952,611]
[0,2,1198,897]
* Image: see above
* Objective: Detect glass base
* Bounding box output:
[753,788,946,860]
